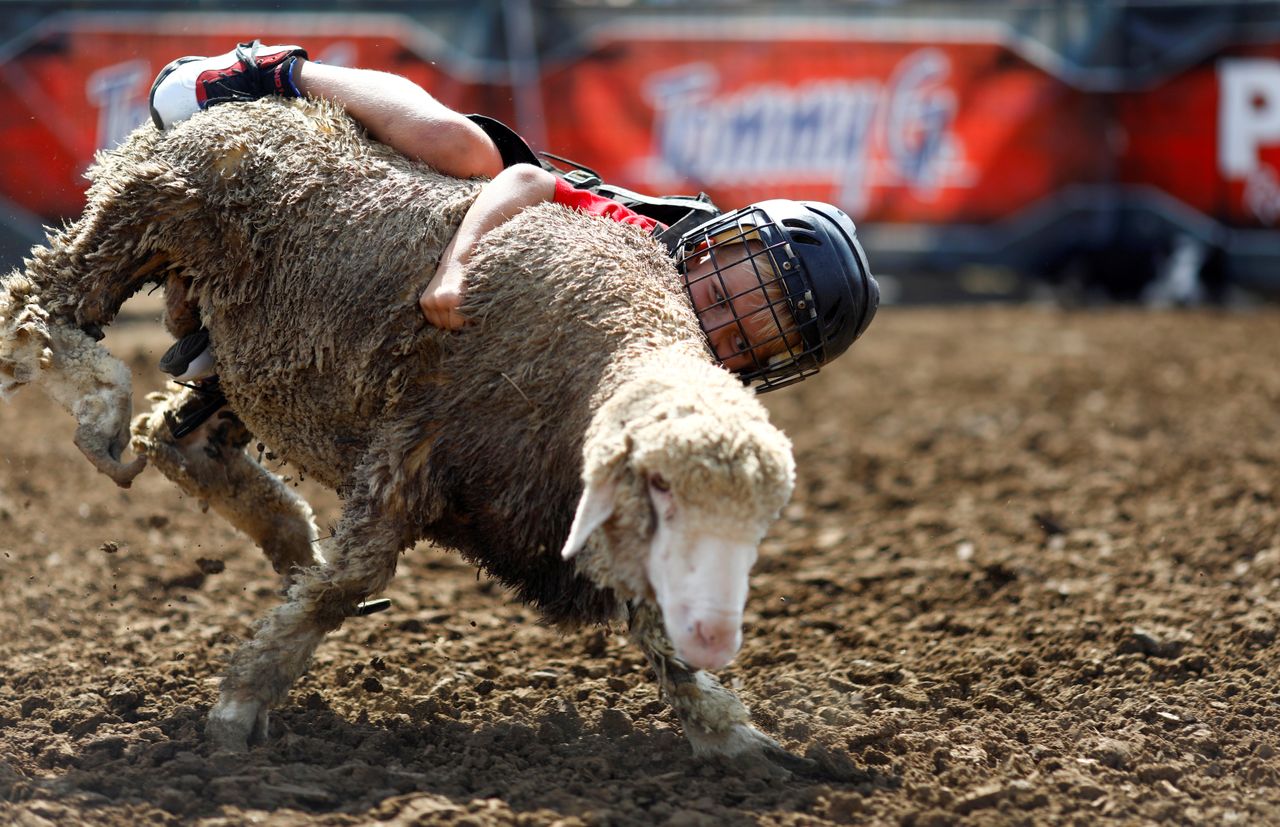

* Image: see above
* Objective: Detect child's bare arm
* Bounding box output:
[421,164,556,329]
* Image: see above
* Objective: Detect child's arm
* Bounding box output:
[421,164,556,329]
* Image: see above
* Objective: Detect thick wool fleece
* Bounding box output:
[9,98,794,628]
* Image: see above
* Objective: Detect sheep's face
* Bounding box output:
[563,406,795,672]
[640,467,767,671]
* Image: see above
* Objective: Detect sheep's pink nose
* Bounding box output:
[694,619,725,649]
[678,617,741,671]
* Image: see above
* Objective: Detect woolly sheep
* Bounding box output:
[0,98,809,771]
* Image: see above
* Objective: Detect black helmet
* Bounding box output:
[675,199,879,392]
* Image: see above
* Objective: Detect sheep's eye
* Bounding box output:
[648,473,670,493]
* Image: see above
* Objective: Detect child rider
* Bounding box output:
[149,41,879,395]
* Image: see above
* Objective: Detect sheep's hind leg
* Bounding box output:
[628,602,815,776]
[132,386,322,584]
[207,484,409,751]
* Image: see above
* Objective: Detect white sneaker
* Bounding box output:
[159,328,216,382]
[174,345,216,383]
[149,40,308,130]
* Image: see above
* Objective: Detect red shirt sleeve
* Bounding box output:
[552,177,661,234]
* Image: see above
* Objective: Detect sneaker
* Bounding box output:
[160,328,216,382]
[163,377,229,440]
[149,40,308,130]
[353,598,392,617]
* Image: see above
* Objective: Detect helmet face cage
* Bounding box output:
[676,206,823,392]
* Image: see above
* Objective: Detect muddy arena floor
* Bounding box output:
[1,303,1279,826]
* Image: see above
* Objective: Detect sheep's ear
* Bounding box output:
[561,474,618,560]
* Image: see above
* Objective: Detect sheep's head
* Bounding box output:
[562,350,795,671]
[0,274,53,398]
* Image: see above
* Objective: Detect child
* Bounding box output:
[417,161,799,375]
[150,42,878,393]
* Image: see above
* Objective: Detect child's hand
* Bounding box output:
[418,164,556,330]
[420,259,469,330]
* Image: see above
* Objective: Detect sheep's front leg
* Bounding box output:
[132,386,321,584]
[9,319,147,487]
[207,486,409,751]
[629,602,814,775]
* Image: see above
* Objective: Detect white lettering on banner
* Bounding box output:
[1218,58,1280,177]
[1244,164,1280,226]
[639,49,972,216]
[87,60,152,150]
[1220,58,1280,225]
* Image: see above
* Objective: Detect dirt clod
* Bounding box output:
[195,557,225,575]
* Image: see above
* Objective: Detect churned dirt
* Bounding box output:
[2,303,1279,826]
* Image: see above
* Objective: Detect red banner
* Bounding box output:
[1117,45,1280,228]
[540,32,1110,225]
[0,16,493,218]
[2,13,1280,236]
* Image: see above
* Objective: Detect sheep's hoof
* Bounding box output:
[690,722,821,779]
[206,698,268,752]
[753,742,821,778]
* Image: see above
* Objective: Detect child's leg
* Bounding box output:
[293,62,502,179]
[149,42,502,180]
[147,41,508,365]
[162,272,200,339]
[158,273,214,381]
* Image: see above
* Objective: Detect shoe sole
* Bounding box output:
[159,328,211,375]
[148,55,203,130]
[163,380,228,440]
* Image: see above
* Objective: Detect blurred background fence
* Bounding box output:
[1,0,1278,304]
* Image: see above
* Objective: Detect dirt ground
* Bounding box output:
[1,303,1278,826]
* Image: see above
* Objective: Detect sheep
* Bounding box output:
[0,97,810,772]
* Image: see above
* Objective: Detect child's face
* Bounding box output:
[683,244,790,372]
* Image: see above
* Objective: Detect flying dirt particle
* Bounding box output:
[164,570,206,590]
[1034,512,1067,537]
[195,558,225,575]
